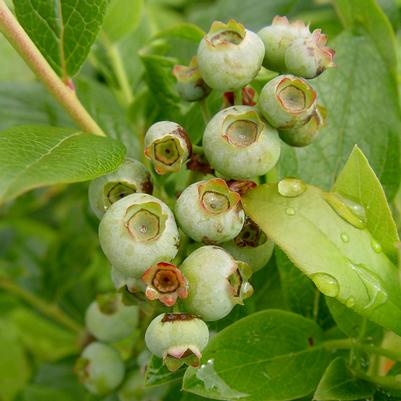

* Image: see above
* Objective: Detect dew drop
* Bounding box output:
[311,273,339,297]
[277,178,306,198]
[340,233,349,243]
[370,239,382,254]
[349,262,388,310]
[324,192,366,229]
[286,207,296,216]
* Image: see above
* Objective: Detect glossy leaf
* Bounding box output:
[153,23,205,42]
[0,125,125,204]
[183,310,329,401]
[103,0,143,42]
[14,0,109,78]
[314,357,375,400]
[279,3,401,199]
[333,146,399,263]
[242,182,401,336]
[326,297,383,343]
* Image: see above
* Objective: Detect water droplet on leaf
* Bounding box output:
[324,192,366,229]
[311,273,339,297]
[370,239,382,254]
[340,233,349,243]
[278,178,306,197]
[349,262,388,310]
[346,297,355,307]
[285,207,296,216]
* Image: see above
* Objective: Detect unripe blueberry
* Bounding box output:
[203,105,280,179]
[279,104,326,147]
[180,246,253,321]
[259,75,317,129]
[197,19,264,91]
[145,313,209,371]
[111,265,142,292]
[258,16,310,72]
[75,342,124,395]
[85,293,139,342]
[142,262,188,307]
[173,57,211,102]
[88,158,153,219]
[144,122,191,175]
[284,30,335,79]
[175,178,244,243]
[99,193,179,278]
[222,217,274,272]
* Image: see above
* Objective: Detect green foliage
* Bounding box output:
[14,0,109,78]
[183,310,329,401]
[0,125,126,204]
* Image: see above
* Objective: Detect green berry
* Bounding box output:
[180,246,253,321]
[222,217,274,272]
[99,193,180,278]
[258,16,310,72]
[259,75,317,129]
[284,30,335,79]
[75,342,124,395]
[145,313,209,371]
[88,158,152,219]
[279,104,326,147]
[203,105,280,179]
[85,293,139,343]
[197,20,264,91]
[144,121,191,175]
[175,178,244,243]
[173,57,211,102]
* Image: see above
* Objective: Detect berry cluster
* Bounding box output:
[76,16,334,396]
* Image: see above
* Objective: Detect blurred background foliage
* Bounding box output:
[1,0,401,400]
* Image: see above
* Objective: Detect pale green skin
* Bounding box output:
[180,246,240,321]
[197,29,264,91]
[285,37,324,79]
[203,105,281,179]
[259,75,316,129]
[258,23,309,72]
[85,295,139,343]
[222,238,274,272]
[174,180,245,243]
[145,313,209,358]
[111,265,143,291]
[88,158,151,219]
[99,193,180,278]
[80,342,125,395]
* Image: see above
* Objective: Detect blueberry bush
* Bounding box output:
[1,0,401,400]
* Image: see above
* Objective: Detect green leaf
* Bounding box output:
[145,355,185,387]
[276,248,334,329]
[0,125,125,204]
[10,308,78,361]
[326,297,383,343]
[314,357,375,400]
[0,83,72,131]
[333,146,399,263]
[183,310,329,401]
[103,0,143,42]
[279,21,401,199]
[153,23,205,42]
[140,53,183,121]
[242,182,401,336]
[0,319,30,401]
[13,0,109,78]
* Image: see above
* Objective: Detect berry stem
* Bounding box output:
[101,33,134,106]
[199,98,210,124]
[234,88,242,105]
[0,276,84,334]
[323,338,401,362]
[0,0,105,136]
[353,369,401,390]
